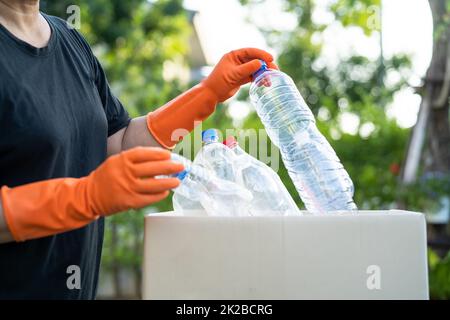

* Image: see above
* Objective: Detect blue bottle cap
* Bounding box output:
[176,168,190,181]
[252,60,268,80]
[202,129,220,144]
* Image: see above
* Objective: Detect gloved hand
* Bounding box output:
[202,48,278,102]
[147,48,277,149]
[1,147,183,242]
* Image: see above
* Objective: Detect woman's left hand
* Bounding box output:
[202,48,278,102]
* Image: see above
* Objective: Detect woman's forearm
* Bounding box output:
[0,199,14,244]
[107,116,164,156]
[122,116,164,150]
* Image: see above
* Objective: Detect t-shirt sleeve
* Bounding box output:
[92,56,131,137]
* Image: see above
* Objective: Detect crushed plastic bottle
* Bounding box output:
[223,136,300,216]
[165,153,253,216]
[191,129,259,215]
[249,61,357,213]
[193,129,238,182]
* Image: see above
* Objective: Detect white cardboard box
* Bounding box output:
[142,210,429,299]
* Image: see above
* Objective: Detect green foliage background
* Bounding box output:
[42,0,448,298]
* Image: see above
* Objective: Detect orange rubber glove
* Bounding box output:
[0,147,183,242]
[147,48,278,149]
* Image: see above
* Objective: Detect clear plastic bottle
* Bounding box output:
[249,62,357,213]
[165,153,253,216]
[193,129,255,215]
[223,136,300,216]
[193,129,238,182]
[157,153,192,180]
[161,153,204,212]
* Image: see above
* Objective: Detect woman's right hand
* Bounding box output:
[0,146,184,242]
[86,146,184,216]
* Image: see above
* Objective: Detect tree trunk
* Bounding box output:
[425,0,450,253]
[402,0,450,256]
[401,0,450,185]
[399,0,450,254]
[423,0,450,174]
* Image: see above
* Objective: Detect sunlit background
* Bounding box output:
[41,0,449,299]
[185,0,432,129]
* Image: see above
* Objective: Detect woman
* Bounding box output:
[0,0,277,299]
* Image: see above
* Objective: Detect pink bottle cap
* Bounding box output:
[223,136,237,148]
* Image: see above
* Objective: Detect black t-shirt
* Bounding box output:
[0,14,130,299]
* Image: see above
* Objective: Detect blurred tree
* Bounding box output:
[401,5,450,299]
[428,249,450,299]
[42,0,190,298]
[240,0,411,210]
[401,0,450,185]
[399,0,450,244]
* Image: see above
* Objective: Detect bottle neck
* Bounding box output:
[203,140,219,146]
[231,144,245,156]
